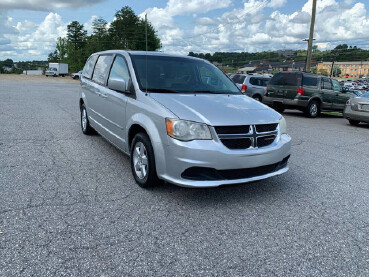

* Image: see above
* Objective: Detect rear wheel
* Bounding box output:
[252,95,262,102]
[274,106,285,114]
[305,100,320,118]
[130,133,161,188]
[349,119,360,126]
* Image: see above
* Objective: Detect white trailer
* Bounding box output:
[45,63,68,77]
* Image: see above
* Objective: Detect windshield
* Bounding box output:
[361,92,369,98]
[130,55,241,94]
[47,68,57,71]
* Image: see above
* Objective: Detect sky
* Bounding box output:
[0,0,368,61]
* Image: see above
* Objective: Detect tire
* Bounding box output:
[305,100,320,118]
[349,119,360,126]
[252,95,262,102]
[274,106,285,114]
[80,104,94,135]
[130,132,161,188]
[46,75,48,77]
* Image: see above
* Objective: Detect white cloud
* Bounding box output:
[84,15,98,35]
[1,0,369,60]
[174,0,369,54]
[0,0,107,11]
[0,10,18,51]
[166,0,231,15]
[195,17,217,26]
[140,0,233,53]
[267,0,287,8]
[1,12,67,60]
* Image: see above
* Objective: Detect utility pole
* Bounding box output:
[305,0,317,72]
[330,50,339,77]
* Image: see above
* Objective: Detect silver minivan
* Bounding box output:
[79,50,291,188]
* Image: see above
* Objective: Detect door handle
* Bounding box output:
[100,93,108,98]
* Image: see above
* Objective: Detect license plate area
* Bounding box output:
[360,104,369,112]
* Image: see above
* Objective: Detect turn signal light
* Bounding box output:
[241,84,247,94]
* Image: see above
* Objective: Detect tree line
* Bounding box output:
[189,44,369,67]
[48,6,161,72]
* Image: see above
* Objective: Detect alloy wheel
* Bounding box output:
[133,142,149,179]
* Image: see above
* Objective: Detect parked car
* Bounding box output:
[231,74,271,101]
[350,90,363,97]
[263,72,355,117]
[71,71,82,79]
[344,91,369,125]
[79,50,291,188]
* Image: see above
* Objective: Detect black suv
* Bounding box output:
[263,72,355,117]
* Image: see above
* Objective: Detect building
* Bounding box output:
[317,61,369,78]
[238,66,256,74]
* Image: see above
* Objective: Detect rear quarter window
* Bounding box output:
[231,75,246,84]
[250,77,269,87]
[269,73,300,86]
[82,55,98,79]
[302,76,318,87]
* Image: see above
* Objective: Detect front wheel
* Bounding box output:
[130,133,161,188]
[305,100,320,118]
[81,104,94,135]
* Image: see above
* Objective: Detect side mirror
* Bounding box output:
[108,77,128,93]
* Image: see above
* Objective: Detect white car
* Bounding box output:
[71,71,82,79]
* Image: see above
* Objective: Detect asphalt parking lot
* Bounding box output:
[1,75,368,276]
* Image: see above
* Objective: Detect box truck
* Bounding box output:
[45,63,68,77]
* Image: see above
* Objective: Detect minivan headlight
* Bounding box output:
[166,118,212,141]
[279,116,287,134]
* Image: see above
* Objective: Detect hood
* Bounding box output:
[150,93,281,126]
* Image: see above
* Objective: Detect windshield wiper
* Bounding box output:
[145,88,179,93]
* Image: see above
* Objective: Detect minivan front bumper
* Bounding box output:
[159,134,291,187]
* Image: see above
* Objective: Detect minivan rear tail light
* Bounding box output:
[297,88,305,96]
[241,84,247,94]
[346,99,351,105]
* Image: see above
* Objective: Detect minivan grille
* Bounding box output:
[255,123,278,133]
[215,124,278,150]
[214,125,250,134]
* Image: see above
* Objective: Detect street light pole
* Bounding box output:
[305,0,317,72]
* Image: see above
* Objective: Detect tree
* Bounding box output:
[92,17,108,38]
[56,37,68,62]
[67,21,87,51]
[48,50,60,62]
[318,69,329,76]
[109,6,139,49]
[332,66,341,77]
[132,18,161,51]
[108,6,161,51]
[66,21,88,72]
[3,59,14,68]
